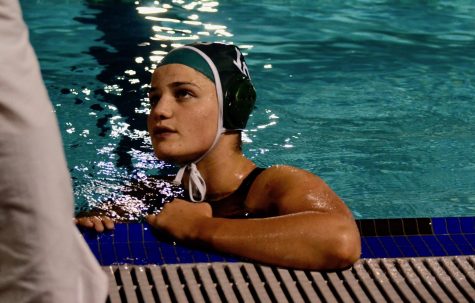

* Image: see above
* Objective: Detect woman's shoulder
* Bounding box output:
[257,165,324,186]
[247,164,353,217]
[246,165,331,213]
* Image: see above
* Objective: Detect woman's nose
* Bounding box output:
[150,95,173,120]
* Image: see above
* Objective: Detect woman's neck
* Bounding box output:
[186,134,256,201]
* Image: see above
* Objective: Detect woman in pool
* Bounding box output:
[78,42,361,270]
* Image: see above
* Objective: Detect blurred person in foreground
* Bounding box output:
[0,0,108,301]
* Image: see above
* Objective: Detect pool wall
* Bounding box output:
[81,216,475,266]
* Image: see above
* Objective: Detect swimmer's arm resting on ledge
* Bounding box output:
[147,166,361,271]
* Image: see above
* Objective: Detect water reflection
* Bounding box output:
[72,0,247,218]
[28,0,475,219]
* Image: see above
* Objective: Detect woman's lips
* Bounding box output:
[153,126,177,139]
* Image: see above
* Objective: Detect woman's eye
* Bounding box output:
[148,95,160,107]
[175,89,193,100]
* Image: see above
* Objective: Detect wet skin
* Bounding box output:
[77,64,361,270]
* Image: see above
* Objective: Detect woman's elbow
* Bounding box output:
[309,222,361,270]
[330,227,361,269]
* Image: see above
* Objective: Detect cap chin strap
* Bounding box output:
[173,163,206,202]
[173,126,225,202]
[172,45,225,202]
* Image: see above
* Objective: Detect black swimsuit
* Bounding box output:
[229,167,266,200]
[183,167,266,218]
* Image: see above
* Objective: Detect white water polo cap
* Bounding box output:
[157,42,256,201]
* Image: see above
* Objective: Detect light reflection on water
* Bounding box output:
[69,0,238,220]
[23,0,475,219]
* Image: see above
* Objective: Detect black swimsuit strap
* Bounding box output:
[180,167,266,202]
[233,167,266,199]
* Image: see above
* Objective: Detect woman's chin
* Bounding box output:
[154,153,178,163]
[153,151,190,165]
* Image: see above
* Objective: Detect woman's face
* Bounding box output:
[148,64,218,165]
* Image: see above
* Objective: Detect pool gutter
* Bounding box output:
[103,255,475,302]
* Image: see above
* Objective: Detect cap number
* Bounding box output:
[232,48,250,79]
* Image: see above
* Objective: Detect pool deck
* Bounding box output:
[103,256,475,302]
[81,216,475,302]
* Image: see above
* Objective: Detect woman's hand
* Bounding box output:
[75,216,115,232]
[146,198,212,241]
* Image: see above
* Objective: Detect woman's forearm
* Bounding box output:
[193,212,361,270]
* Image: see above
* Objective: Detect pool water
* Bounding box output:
[22,0,475,219]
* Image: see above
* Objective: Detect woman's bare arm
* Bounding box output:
[147,166,361,270]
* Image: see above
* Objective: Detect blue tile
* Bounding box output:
[97,230,114,245]
[436,235,462,255]
[143,224,157,242]
[446,217,462,234]
[361,238,375,258]
[208,252,226,262]
[436,234,458,246]
[128,223,144,242]
[457,245,475,255]
[223,256,238,262]
[407,235,424,246]
[100,242,117,265]
[431,218,448,235]
[450,234,471,248]
[460,217,475,233]
[407,236,432,257]
[444,245,462,256]
[465,234,475,248]
[380,237,405,258]
[158,242,179,264]
[144,243,163,264]
[393,236,418,257]
[401,246,419,257]
[80,227,99,243]
[393,236,411,247]
[192,250,211,263]
[421,236,447,256]
[98,235,115,266]
[174,245,195,263]
[87,242,102,264]
[114,223,129,243]
[364,237,388,258]
[377,237,396,257]
[115,243,133,264]
[411,246,429,257]
[86,220,475,266]
[130,243,148,265]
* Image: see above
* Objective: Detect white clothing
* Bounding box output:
[0,0,108,302]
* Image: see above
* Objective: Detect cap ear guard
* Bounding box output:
[223,74,256,130]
